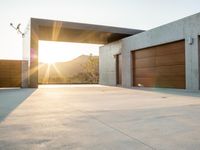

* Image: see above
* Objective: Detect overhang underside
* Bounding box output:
[32,18,144,44]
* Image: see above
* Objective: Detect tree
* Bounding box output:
[83,54,99,83]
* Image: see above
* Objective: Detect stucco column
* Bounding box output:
[21,21,31,88]
[122,49,132,88]
[185,35,200,91]
[21,60,28,88]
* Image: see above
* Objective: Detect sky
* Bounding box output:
[39,41,100,63]
[1,0,200,62]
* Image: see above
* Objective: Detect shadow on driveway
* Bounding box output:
[0,88,36,123]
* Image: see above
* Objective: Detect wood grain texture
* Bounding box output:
[132,40,185,89]
[0,60,22,87]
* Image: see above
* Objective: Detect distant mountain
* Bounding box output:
[38,55,99,84]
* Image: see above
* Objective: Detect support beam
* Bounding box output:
[185,35,200,91]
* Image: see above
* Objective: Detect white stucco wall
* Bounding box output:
[99,40,122,86]
[22,20,31,88]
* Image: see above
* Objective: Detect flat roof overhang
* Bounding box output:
[23,18,144,88]
[31,18,144,44]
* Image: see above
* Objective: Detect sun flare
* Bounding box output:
[41,56,57,64]
[39,41,101,64]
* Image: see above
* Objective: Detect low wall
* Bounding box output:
[0,60,26,87]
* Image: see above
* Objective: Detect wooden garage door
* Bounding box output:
[132,40,185,89]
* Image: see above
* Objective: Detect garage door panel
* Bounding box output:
[135,68,156,78]
[132,40,185,89]
[156,48,184,56]
[135,78,156,87]
[134,48,155,59]
[156,65,185,76]
[156,41,184,56]
[134,57,156,68]
[156,76,185,81]
[156,80,185,88]
[156,53,185,66]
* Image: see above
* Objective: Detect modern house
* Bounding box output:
[1,12,199,91]
[99,13,200,91]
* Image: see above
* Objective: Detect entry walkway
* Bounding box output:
[0,85,200,150]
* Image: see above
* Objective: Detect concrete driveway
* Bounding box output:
[0,85,200,150]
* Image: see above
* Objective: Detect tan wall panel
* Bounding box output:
[0,60,22,87]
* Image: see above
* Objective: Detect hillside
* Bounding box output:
[38,55,99,84]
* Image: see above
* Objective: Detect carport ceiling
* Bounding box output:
[32,18,144,44]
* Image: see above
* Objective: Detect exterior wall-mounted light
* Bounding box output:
[188,37,194,45]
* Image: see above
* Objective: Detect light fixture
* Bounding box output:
[188,37,193,45]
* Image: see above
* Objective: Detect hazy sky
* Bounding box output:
[39,41,101,63]
[1,0,200,61]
